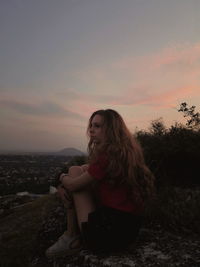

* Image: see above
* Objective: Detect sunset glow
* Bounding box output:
[0,0,200,152]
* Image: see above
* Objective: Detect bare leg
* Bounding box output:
[45,166,95,257]
[57,184,79,237]
[67,166,96,230]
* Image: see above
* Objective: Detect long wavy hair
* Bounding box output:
[87,109,155,202]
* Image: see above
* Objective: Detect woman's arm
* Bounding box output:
[61,171,94,192]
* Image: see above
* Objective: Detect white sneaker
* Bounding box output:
[45,232,81,258]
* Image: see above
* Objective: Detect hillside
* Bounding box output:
[0,194,63,267]
[0,188,200,267]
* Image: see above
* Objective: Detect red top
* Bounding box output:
[88,154,144,215]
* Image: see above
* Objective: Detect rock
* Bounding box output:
[30,203,200,267]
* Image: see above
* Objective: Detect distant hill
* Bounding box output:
[0,147,86,156]
[56,147,85,156]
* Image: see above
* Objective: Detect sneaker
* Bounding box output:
[45,232,82,258]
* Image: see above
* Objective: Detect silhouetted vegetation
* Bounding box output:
[178,102,200,130]
[136,103,200,188]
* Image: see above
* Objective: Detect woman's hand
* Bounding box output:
[59,173,69,184]
[60,168,94,192]
[81,164,89,172]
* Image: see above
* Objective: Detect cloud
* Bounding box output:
[149,43,200,72]
[139,85,199,108]
[114,42,200,74]
[54,83,197,115]
[57,88,117,104]
[54,87,122,118]
[110,42,200,108]
[0,99,85,120]
[3,42,198,130]
[59,42,199,115]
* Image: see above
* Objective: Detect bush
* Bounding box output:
[144,186,200,234]
[136,122,200,187]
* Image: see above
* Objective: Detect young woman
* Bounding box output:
[46,109,155,258]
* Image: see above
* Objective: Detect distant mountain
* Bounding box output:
[0,147,86,156]
[56,147,85,156]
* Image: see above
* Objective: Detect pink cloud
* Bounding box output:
[109,42,200,108]
[150,43,200,70]
[140,85,199,108]
[107,84,199,110]
[115,42,200,73]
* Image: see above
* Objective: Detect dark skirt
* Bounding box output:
[81,206,142,252]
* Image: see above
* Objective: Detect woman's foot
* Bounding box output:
[45,232,82,258]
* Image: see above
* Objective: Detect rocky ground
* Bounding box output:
[30,197,200,267]
[1,193,199,267]
[0,193,37,218]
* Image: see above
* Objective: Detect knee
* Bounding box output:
[81,164,89,172]
[68,166,83,177]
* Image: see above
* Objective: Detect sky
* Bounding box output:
[0,0,200,152]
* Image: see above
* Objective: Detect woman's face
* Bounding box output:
[89,114,105,145]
